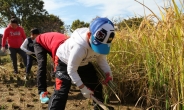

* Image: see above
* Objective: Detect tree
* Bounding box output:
[25,14,64,34]
[0,0,47,25]
[0,0,65,35]
[70,19,89,32]
[0,14,8,28]
[117,17,144,30]
[42,14,64,33]
[0,0,48,34]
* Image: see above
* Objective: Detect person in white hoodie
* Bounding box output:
[48,17,115,110]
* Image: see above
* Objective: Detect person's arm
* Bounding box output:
[97,55,113,82]
[97,55,112,74]
[2,29,8,47]
[67,45,86,88]
[67,45,94,98]
[20,39,33,54]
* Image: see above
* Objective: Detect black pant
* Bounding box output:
[26,54,37,74]
[48,58,103,110]
[34,42,51,94]
[9,47,27,73]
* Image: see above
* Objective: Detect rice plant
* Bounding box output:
[108,0,184,109]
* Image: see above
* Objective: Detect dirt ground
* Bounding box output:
[0,57,143,110]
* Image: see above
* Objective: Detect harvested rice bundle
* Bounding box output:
[92,61,121,103]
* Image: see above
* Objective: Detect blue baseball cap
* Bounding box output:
[90,17,115,55]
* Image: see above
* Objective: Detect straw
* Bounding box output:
[92,62,121,103]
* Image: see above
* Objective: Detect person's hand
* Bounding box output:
[26,51,34,55]
[102,72,113,85]
[1,47,5,52]
[80,86,94,98]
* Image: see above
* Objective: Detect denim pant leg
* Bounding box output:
[9,47,18,73]
[26,55,33,74]
[17,48,27,67]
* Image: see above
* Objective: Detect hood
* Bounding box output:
[71,28,91,49]
[6,24,11,29]
[6,24,20,30]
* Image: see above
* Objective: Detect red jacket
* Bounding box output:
[36,32,68,61]
[2,25,26,48]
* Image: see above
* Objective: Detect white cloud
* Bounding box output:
[43,0,75,11]
[76,0,128,17]
[0,0,182,32]
[40,0,183,24]
[76,0,181,19]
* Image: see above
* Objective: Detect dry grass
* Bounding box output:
[108,1,184,109]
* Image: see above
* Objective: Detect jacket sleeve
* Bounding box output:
[96,55,112,74]
[67,44,86,87]
[20,38,30,53]
[2,29,8,47]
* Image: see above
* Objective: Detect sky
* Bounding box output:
[0,0,182,34]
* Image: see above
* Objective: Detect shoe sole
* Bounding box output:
[41,101,49,104]
[40,98,49,104]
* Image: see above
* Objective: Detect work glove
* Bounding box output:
[26,51,34,55]
[102,72,113,85]
[80,86,94,99]
[1,47,5,52]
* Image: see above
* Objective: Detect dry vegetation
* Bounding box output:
[108,1,184,110]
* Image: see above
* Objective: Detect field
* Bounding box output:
[0,55,143,110]
[1,1,184,110]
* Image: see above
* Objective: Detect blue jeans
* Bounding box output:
[26,54,37,74]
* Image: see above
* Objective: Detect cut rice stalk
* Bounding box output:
[92,62,121,103]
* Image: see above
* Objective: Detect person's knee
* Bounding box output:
[54,77,71,95]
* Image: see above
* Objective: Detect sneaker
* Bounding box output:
[40,91,49,104]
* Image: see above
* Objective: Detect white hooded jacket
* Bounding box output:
[56,28,112,87]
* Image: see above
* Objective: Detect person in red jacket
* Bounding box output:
[34,32,68,104]
[1,17,27,74]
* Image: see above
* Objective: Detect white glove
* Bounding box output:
[80,86,94,99]
[1,47,5,52]
[26,51,34,55]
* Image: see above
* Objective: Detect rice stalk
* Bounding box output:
[92,62,121,103]
[108,0,184,109]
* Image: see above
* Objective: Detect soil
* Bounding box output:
[0,56,143,110]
